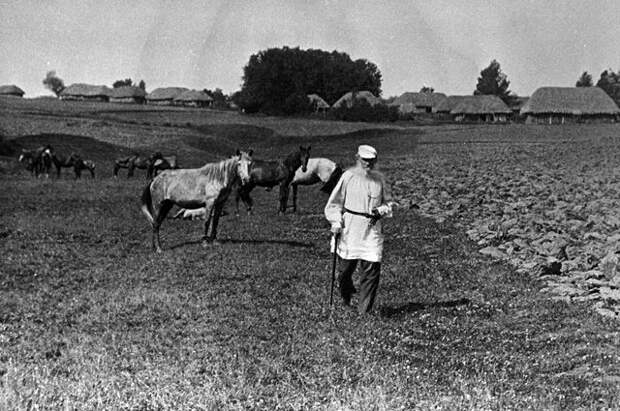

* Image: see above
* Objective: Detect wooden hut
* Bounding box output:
[307,94,330,112]
[60,84,111,102]
[109,86,146,104]
[146,87,189,106]
[332,90,380,109]
[173,89,213,108]
[450,95,511,122]
[0,85,25,97]
[520,87,619,124]
[389,92,447,113]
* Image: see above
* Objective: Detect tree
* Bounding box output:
[237,46,382,114]
[596,69,620,106]
[42,71,65,96]
[420,86,435,93]
[575,71,593,87]
[474,59,514,104]
[204,88,228,109]
[138,80,146,90]
[113,78,133,88]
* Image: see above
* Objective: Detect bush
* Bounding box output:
[330,98,399,122]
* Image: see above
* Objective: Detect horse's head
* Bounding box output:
[235,149,253,185]
[299,145,311,172]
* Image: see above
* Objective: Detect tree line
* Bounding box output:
[41,47,620,116]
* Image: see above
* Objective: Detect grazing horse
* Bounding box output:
[51,152,79,177]
[72,156,96,178]
[148,154,179,178]
[141,150,253,252]
[113,152,162,179]
[290,157,343,212]
[18,146,53,177]
[235,146,311,215]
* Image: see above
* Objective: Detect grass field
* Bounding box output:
[1,97,620,409]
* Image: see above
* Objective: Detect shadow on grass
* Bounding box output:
[379,297,470,318]
[169,238,314,250]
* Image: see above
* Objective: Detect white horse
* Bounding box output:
[290,157,342,212]
[171,157,342,219]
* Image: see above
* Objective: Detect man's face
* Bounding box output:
[359,157,377,171]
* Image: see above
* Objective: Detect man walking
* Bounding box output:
[324,145,394,313]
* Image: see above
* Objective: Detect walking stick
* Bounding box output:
[329,233,339,307]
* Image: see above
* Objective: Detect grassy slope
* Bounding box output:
[1,98,619,409]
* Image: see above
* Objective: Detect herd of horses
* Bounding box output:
[140,145,343,252]
[18,145,95,179]
[18,143,343,253]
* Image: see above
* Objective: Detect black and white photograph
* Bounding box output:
[1,0,619,409]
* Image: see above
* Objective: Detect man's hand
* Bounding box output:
[330,223,342,235]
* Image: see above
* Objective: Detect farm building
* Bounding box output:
[520,87,620,124]
[389,92,447,113]
[307,94,330,112]
[332,90,380,108]
[434,96,466,114]
[146,87,189,105]
[173,90,213,108]
[509,96,529,115]
[450,95,511,122]
[109,86,146,104]
[0,84,25,97]
[60,84,112,102]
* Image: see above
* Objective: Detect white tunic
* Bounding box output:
[324,167,392,262]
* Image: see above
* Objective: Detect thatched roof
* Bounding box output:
[509,96,529,111]
[173,89,213,102]
[61,83,112,97]
[521,87,620,115]
[147,87,189,101]
[390,92,447,108]
[450,95,511,114]
[109,86,146,98]
[435,95,467,113]
[0,84,25,96]
[332,90,380,108]
[307,94,330,108]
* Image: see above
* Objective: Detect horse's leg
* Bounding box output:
[153,200,173,252]
[242,189,253,215]
[127,163,135,178]
[209,201,225,242]
[202,199,216,244]
[279,182,290,215]
[292,183,298,213]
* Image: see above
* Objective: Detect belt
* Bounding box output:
[344,207,380,226]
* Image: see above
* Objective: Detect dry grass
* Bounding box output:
[1,98,620,409]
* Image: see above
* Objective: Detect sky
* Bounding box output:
[1,0,619,98]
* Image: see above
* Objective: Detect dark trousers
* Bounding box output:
[339,259,381,313]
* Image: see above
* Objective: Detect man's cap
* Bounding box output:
[357,144,377,159]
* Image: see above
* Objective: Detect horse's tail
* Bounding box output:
[140,182,155,226]
[320,165,343,194]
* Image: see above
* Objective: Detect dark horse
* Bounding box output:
[147,154,179,178]
[141,150,253,253]
[235,146,311,215]
[18,146,53,177]
[113,152,162,179]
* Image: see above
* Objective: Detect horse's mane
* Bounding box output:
[199,157,238,186]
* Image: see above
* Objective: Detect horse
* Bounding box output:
[140,150,253,253]
[113,152,162,179]
[148,154,179,178]
[290,157,343,212]
[72,156,96,178]
[235,145,311,215]
[51,152,79,177]
[18,146,53,177]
